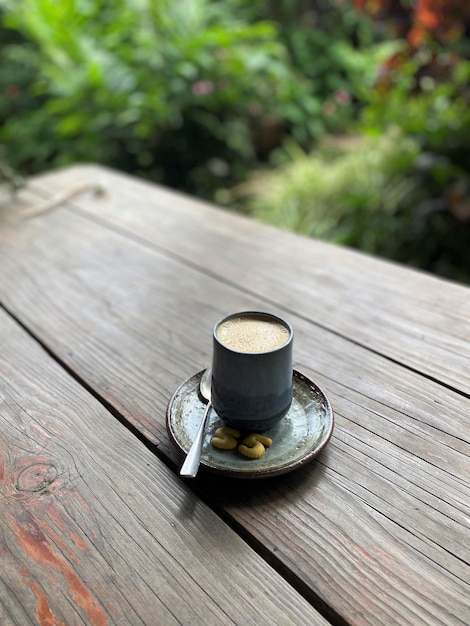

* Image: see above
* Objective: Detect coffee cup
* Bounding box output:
[211,311,293,431]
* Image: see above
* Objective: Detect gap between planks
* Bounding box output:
[0,301,345,626]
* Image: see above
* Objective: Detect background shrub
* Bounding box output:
[0,0,388,195]
[1,0,469,283]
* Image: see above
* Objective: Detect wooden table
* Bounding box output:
[1,165,469,626]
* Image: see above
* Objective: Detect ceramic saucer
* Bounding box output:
[166,369,334,479]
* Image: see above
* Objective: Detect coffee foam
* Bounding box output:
[216,315,290,353]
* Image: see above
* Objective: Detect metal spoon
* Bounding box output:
[180,368,212,478]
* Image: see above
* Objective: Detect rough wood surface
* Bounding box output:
[1,167,469,625]
[28,165,470,395]
[0,310,327,626]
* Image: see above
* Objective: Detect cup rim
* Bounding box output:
[213,310,293,355]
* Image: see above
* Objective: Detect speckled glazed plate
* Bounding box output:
[166,369,334,479]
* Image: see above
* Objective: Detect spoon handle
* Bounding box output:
[180,402,212,478]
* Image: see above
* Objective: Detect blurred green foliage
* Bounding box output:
[241,126,469,282]
[2,0,297,192]
[361,54,470,180]
[0,0,388,193]
[0,0,469,283]
[241,2,470,283]
[241,128,421,240]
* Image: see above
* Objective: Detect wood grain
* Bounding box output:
[1,170,469,625]
[28,164,470,395]
[0,310,328,626]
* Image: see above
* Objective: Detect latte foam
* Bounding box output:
[216,315,290,353]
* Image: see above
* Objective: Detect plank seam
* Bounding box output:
[0,302,342,625]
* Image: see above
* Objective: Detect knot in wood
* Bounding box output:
[16,463,58,492]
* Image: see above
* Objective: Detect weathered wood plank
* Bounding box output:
[0,310,328,626]
[1,180,469,625]
[27,164,470,395]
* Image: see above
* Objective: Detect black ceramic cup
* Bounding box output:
[211,311,293,431]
